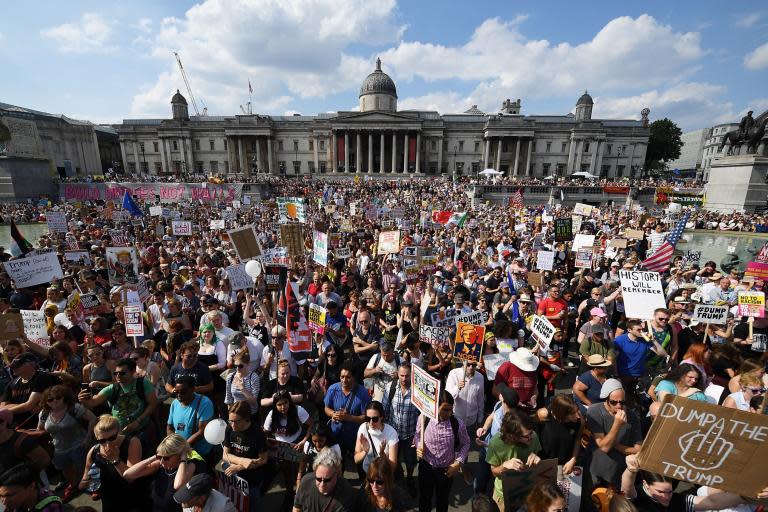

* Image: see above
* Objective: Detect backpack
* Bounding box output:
[34,494,63,510]
[424,415,461,452]
[108,377,146,407]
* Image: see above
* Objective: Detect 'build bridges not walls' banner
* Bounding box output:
[60,182,243,203]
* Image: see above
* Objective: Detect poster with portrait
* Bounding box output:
[106,247,139,286]
[453,322,486,363]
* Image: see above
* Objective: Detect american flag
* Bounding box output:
[509,188,524,209]
[641,211,691,272]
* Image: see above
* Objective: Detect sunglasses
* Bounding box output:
[748,387,766,394]
[656,317,670,322]
[96,434,118,444]
[326,353,337,358]
[608,399,627,406]
[367,478,385,486]
[365,415,381,422]
[113,371,128,376]
[315,476,334,483]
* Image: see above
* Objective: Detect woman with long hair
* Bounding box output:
[680,343,712,388]
[359,456,415,511]
[123,433,205,512]
[104,324,133,367]
[225,350,260,416]
[79,414,147,512]
[37,384,96,500]
[652,363,707,403]
[354,401,399,473]
[539,395,584,475]
[19,334,82,377]
[195,323,226,373]
[297,423,341,480]
[263,389,313,495]
[525,481,566,512]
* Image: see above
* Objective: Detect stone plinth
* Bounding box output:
[705,155,768,212]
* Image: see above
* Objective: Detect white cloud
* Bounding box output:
[398,91,472,114]
[134,18,153,33]
[744,42,768,70]
[735,13,761,28]
[131,0,405,117]
[40,12,112,53]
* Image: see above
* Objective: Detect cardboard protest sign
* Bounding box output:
[571,215,583,234]
[737,291,765,318]
[411,364,441,420]
[431,309,459,328]
[691,304,729,324]
[64,251,91,268]
[259,247,291,267]
[624,228,645,240]
[123,305,144,337]
[527,271,543,288]
[46,211,68,234]
[638,395,768,497]
[171,220,193,236]
[456,310,487,327]
[279,224,304,260]
[79,292,101,315]
[4,252,64,288]
[419,325,450,347]
[308,304,326,335]
[264,266,282,291]
[618,270,666,320]
[228,225,263,261]
[312,231,328,267]
[334,247,351,259]
[573,203,593,216]
[21,310,48,346]
[530,315,556,351]
[608,238,628,249]
[745,261,768,281]
[277,197,306,223]
[537,251,555,271]
[377,231,401,256]
[209,219,225,230]
[149,205,163,217]
[557,466,583,512]
[575,248,593,269]
[225,263,254,292]
[106,247,139,286]
[502,459,558,511]
[453,322,485,363]
[0,313,24,341]
[683,250,702,265]
[496,338,518,353]
[572,234,595,251]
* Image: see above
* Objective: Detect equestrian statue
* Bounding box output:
[718,110,767,155]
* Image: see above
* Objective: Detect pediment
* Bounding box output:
[335,111,419,123]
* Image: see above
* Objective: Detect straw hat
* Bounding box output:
[508,348,539,372]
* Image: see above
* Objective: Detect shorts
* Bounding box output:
[53,443,87,470]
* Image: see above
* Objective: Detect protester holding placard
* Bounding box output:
[613,319,669,393]
[380,363,419,494]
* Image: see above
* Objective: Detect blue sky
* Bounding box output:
[1,0,766,131]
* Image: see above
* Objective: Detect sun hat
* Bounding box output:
[586,354,612,367]
[508,348,539,372]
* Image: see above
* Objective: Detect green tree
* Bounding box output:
[644,118,683,174]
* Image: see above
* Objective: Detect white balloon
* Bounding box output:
[53,313,73,329]
[203,418,227,445]
[244,260,262,278]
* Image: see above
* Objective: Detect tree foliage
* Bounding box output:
[645,118,683,172]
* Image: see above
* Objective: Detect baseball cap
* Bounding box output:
[590,307,607,318]
[173,474,214,504]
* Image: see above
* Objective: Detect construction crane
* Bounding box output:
[173,51,206,116]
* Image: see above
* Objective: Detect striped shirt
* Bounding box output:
[381,382,419,441]
[225,370,261,414]
[413,415,471,467]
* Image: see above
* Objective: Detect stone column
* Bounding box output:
[566,135,576,173]
[160,139,169,174]
[403,132,409,173]
[356,131,361,173]
[326,134,331,172]
[594,141,605,175]
[313,134,319,174]
[368,133,373,173]
[513,138,521,175]
[495,137,502,173]
[344,132,350,173]
[627,144,635,177]
[331,132,337,172]
[179,139,187,174]
[239,137,248,173]
[483,138,490,168]
[575,139,584,172]
[380,132,385,173]
[267,137,274,174]
[391,132,397,173]
[120,141,128,172]
[132,141,140,173]
[415,132,421,173]
[525,138,533,176]
[437,137,443,174]
[589,140,599,173]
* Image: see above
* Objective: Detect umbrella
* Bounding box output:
[542,176,555,180]
[479,168,502,176]
[569,171,599,179]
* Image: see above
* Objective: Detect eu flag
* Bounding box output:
[122,191,144,217]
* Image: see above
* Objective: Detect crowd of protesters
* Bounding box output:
[0,175,767,512]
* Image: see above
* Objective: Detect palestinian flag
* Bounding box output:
[431,210,467,228]
[10,220,33,257]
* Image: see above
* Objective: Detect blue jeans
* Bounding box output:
[474,446,492,495]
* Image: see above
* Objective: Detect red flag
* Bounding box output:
[431,210,452,224]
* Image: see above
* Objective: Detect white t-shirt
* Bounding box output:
[356,422,399,471]
[226,335,264,371]
[364,353,400,401]
[264,405,310,443]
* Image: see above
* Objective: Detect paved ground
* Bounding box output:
[67,359,581,511]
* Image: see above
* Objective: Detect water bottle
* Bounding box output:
[86,463,101,493]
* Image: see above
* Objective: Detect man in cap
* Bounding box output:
[585,378,642,487]
[174,473,236,512]
[1,353,58,425]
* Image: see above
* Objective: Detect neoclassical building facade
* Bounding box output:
[117,59,650,178]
